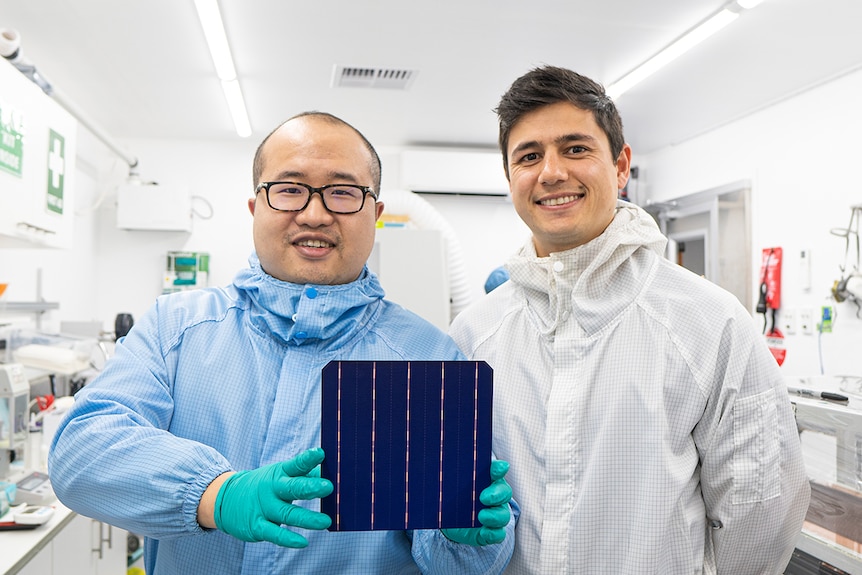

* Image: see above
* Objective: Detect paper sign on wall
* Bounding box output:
[0,104,24,178]
[45,129,65,215]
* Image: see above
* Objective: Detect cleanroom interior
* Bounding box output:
[1,1,862,573]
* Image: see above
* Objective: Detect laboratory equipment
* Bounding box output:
[163,251,209,294]
[0,363,54,505]
[830,205,862,319]
[0,480,14,516]
[114,313,134,340]
[13,504,54,525]
[0,518,41,531]
[0,503,53,530]
[0,363,29,480]
[5,328,93,375]
[10,471,52,505]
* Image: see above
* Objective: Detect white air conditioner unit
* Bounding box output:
[117,183,192,232]
[400,149,509,197]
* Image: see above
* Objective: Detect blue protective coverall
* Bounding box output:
[48,253,516,574]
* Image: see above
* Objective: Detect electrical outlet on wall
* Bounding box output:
[782,308,797,335]
[799,308,814,335]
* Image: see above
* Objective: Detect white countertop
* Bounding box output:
[0,500,76,575]
[0,424,73,575]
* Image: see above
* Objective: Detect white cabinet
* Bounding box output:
[16,514,129,575]
[0,506,127,575]
[16,543,52,575]
[0,57,77,249]
[51,514,128,575]
[369,228,450,331]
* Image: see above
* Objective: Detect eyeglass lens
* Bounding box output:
[267,183,369,213]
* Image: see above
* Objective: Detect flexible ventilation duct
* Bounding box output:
[380,190,473,321]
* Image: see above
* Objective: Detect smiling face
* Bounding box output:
[506,101,631,257]
[248,116,384,285]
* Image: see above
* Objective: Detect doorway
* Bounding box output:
[645,181,751,308]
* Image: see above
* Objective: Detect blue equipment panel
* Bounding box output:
[320,360,493,531]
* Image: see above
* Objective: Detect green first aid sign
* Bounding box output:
[0,105,24,177]
[46,129,65,214]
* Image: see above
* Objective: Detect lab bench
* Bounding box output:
[0,503,130,575]
[1,501,75,574]
[1,424,130,575]
[787,375,862,575]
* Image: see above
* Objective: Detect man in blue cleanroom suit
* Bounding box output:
[48,112,516,574]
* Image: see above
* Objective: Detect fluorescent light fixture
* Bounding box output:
[194,0,236,80]
[194,0,252,137]
[222,79,252,138]
[606,8,739,100]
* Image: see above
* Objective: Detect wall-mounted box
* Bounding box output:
[116,183,192,232]
[400,149,509,197]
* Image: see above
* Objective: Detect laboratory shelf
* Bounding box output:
[3,302,59,313]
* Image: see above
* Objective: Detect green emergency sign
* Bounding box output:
[46,129,65,214]
[0,105,24,177]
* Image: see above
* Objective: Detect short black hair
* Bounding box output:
[252,111,382,193]
[495,65,625,177]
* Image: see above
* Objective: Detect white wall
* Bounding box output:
[90,137,258,324]
[641,67,862,378]
[0,133,527,333]
[0,131,259,332]
[0,128,102,333]
[4,67,862,383]
[89,142,530,322]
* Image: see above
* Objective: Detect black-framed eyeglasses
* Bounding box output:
[255,181,378,214]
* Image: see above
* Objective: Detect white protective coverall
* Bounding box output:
[449,200,810,575]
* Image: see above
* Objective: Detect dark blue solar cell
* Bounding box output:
[320,360,493,531]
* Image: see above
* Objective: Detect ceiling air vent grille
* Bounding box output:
[332,66,418,90]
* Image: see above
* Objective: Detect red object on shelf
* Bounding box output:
[35,395,55,411]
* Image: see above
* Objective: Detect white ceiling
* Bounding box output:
[1,0,860,158]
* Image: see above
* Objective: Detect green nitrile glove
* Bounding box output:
[442,459,513,546]
[213,447,334,548]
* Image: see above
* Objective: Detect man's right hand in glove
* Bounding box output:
[197,447,333,548]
